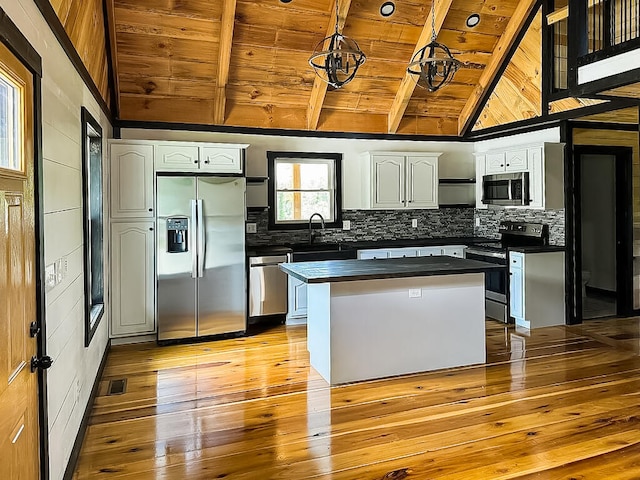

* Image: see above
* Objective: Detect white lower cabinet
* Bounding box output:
[110,221,156,336]
[509,250,565,329]
[287,276,308,322]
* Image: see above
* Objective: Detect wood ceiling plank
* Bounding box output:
[318,109,388,133]
[443,9,510,36]
[307,0,353,131]
[397,115,458,136]
[437,29,500,53]
[227,84,312,108]
[120,94,215,124]
[578,105,637,123]
[120,75,218,99]
[114,7,220,41]
[235,1,328,35]
[115,0,222,19]
[348,1,429,25]
[457,0,539,136]
[406,97,468,117]
[345,18,424,45]
[226,102,308,130]
[117,32,219,64]
[105,0,121,117]
[601,83,640,99]
[387,0,454,134]
[229,66,315,87]
[323,92,394,114]
[214,0,237,125]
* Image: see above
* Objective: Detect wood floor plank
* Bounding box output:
[73,319,640,479]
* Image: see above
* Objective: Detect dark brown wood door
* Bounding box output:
[0,40,39,480]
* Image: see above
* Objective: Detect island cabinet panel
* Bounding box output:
[110,221,156,336]
[306,274,486,385]
[363,151,441,209]
[109,144,154,218]
[287,276,308,322]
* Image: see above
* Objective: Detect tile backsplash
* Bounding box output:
[246,208,475,246]
[474,208,565,245]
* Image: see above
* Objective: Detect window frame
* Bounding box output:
[267,151,343,230]
[81,107,104,347]
[0,60,26,176]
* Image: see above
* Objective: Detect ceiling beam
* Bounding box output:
[457,0,539,136]
[307,0,352,131]
[104,0,120,119]
[387,0,454,134]
[214,0,237,125]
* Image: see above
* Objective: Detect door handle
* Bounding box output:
[191,200,198,278]
[31,355,53,373]
[197,199,205,278]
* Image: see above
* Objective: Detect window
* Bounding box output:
[0,65,24,173]
[267,152,342,229]
[81,107,104,346]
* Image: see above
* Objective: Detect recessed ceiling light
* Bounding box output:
[380,1,395,17]
[280,0,292,3]
[466,13,480,28]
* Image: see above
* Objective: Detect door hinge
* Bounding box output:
[30,321,40,338]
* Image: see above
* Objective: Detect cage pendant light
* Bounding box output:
[407,0,461,92]
[308,1,366,89]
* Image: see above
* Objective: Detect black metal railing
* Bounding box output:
[582,0,640,58]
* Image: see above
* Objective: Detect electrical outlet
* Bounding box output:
[246,223,257,234]
[45,263,56,291]
[408,289,422,298]
[411,219,418,228]
[475,217,481,227]
[342,220,351,231]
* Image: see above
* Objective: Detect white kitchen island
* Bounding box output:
[280,256,501,385]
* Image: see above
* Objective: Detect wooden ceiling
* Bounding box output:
[107,0,539,136]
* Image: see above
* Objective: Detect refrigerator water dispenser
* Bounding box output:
[167,217,189,253]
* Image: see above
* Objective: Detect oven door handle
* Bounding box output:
[507,179,513,200]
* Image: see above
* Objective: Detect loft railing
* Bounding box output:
[578,0,640,63]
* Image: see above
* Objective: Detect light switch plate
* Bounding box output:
[408,289,422,298]
[342,220,351,230]
[246,223,257,234]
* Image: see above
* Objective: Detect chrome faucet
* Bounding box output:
[308,213,325,244]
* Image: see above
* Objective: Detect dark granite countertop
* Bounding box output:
[248,237,498,255]
[279,256,503,284]
[508,245,565,254]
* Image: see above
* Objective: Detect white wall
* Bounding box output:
[120,128,475,209]
[1,1,112,479]
[581,154,617,291]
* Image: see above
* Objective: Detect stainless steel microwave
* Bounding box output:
[482,172,530,206]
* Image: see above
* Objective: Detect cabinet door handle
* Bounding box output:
[194,160,199,164]
[204,160,210,164]
[148,208,153,212]
[506,163,510,166]
[149,227,154,231]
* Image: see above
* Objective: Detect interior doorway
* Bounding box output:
[573,145,634,321]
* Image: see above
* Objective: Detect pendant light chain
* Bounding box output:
[431,0,436,42]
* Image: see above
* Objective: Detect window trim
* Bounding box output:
[267,151,343,230]
[0,58,27,177]
[81,107,104,347]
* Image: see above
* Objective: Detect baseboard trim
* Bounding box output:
[62,339,111,480]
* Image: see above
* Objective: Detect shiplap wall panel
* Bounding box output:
[2,2,112,480]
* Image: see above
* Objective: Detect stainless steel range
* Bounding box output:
[466,222,549,323]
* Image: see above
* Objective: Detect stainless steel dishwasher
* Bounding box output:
[248,254,290,319]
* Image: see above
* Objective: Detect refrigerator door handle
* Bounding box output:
[197,199,205,278]
[191,199,198,278]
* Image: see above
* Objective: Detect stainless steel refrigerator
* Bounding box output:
[156,175,246,341]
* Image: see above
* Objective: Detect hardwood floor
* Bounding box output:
[73,318,640,479]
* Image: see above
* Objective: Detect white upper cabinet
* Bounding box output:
[485,149,527,174]
[109,143,154,218]
[155,144,199,170]
[154,141,246,173]
[476,142,564,210]
[407,156,438,208]
[372,154,405,208]
[365,152,440,209]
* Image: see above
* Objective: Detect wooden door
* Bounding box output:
[0,42,39,480]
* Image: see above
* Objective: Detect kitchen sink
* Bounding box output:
[290,243,357,262]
